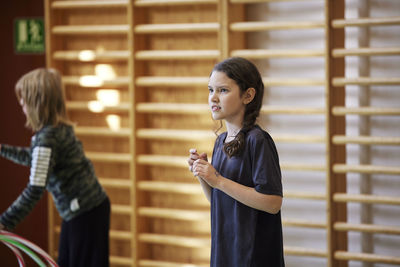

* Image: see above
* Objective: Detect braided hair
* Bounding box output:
[212,57,264,157]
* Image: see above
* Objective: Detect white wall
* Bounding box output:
[247,0,400,266]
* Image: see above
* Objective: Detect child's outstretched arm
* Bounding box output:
[0,144,51,230]
[0,144,32,167]
[193,159,282,214]
[0,184,46,230]
[187,148,212,202]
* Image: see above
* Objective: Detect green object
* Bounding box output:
[0,235,46,267]
[14,18,45,54]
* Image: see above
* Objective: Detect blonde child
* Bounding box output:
[0,68,110,267]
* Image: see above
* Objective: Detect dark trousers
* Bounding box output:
[58,197,110,267]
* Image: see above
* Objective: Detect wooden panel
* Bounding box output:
[45,1,400,266]
[329,1,400,266]
[325,1,347,266]
[131,1,223,263]
[45,0,135,264]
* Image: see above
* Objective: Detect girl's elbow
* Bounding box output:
[266,196,282,214]
[269,205,281,214]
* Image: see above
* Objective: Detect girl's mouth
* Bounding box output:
[212,105,220,112]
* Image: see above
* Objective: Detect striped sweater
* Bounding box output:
[0,124,107,230]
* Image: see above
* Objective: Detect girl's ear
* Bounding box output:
[243,87,256,104]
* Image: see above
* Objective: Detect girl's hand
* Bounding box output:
[0,223,4,230]
[187,148,208,172]
[192,159,220,188]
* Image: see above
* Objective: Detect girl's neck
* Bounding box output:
[225,121,242,141]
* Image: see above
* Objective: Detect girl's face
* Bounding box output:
[208,71,246,125]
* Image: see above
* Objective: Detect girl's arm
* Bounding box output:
[0,144,32,166]
[196,176,212,203]
[193,159,282,214]
[0,145,51,230]
[0,185,46,230]
[187,149,212,202]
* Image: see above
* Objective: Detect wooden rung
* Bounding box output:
[333,77,400,86]
[139,259,208,267]
[137,155,187,168]
[332,47,400,57]
[136,50,220,60]
[135,76,324,87]
[53,50,130,61]
[110,256,133,266]
[135,0,217,6]
[110,230,132,240]
[99,178,131,189]
[136,128,215,141]
[281,162,326,172]
[231,0,321,3]
[66,101,130,112]
[137,155,326,172]
[332,16,400,28]
[260,106,325,115]
[112,204,132,215]
[138,207,209,221]
[86,152,131,163]
[230,21,324,31]
[135,23,219,34]
[263,77,325,86]
[138,154,326,172]
[334,193,400,206]
[332,107,400,116]
[75,126,131,137]
[332,135,400,146]
[52,0,128,9]
[231,49,324,58]
[284,246,327,258]
[284,190,326,200]
[335,251,400,265]
[62,76,130,87]
[334,222,400,235]
[136,76,209,87]
[136,103,325,115]
[136,103,208,114]
[137,129,324,143]
[282,218,326,229]
[333,164,400,175]
[139,233,210,248]
[273,134,325,143]
[138,181,203,194]
[52,25,129,35]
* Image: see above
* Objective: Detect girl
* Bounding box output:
[0,68,110,267]
[187,57,285,266]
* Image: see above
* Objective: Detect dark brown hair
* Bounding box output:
[15,68,70,131]
[212,57,264,157]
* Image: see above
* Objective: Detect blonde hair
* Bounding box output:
[15,68,71,131]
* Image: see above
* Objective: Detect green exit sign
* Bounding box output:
[14,18,45,54]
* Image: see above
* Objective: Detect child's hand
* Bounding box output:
[0,223,4,230]
[187,148,208,172]
[192,159,220,188]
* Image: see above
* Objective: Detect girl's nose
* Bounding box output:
[210,92,219,102]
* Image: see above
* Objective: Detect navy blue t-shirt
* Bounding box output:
[210,125,285,267]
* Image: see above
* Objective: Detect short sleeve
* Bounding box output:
[251,132,282,196]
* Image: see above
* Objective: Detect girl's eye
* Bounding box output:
[208,88,214,93]
[220,88,228,93]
